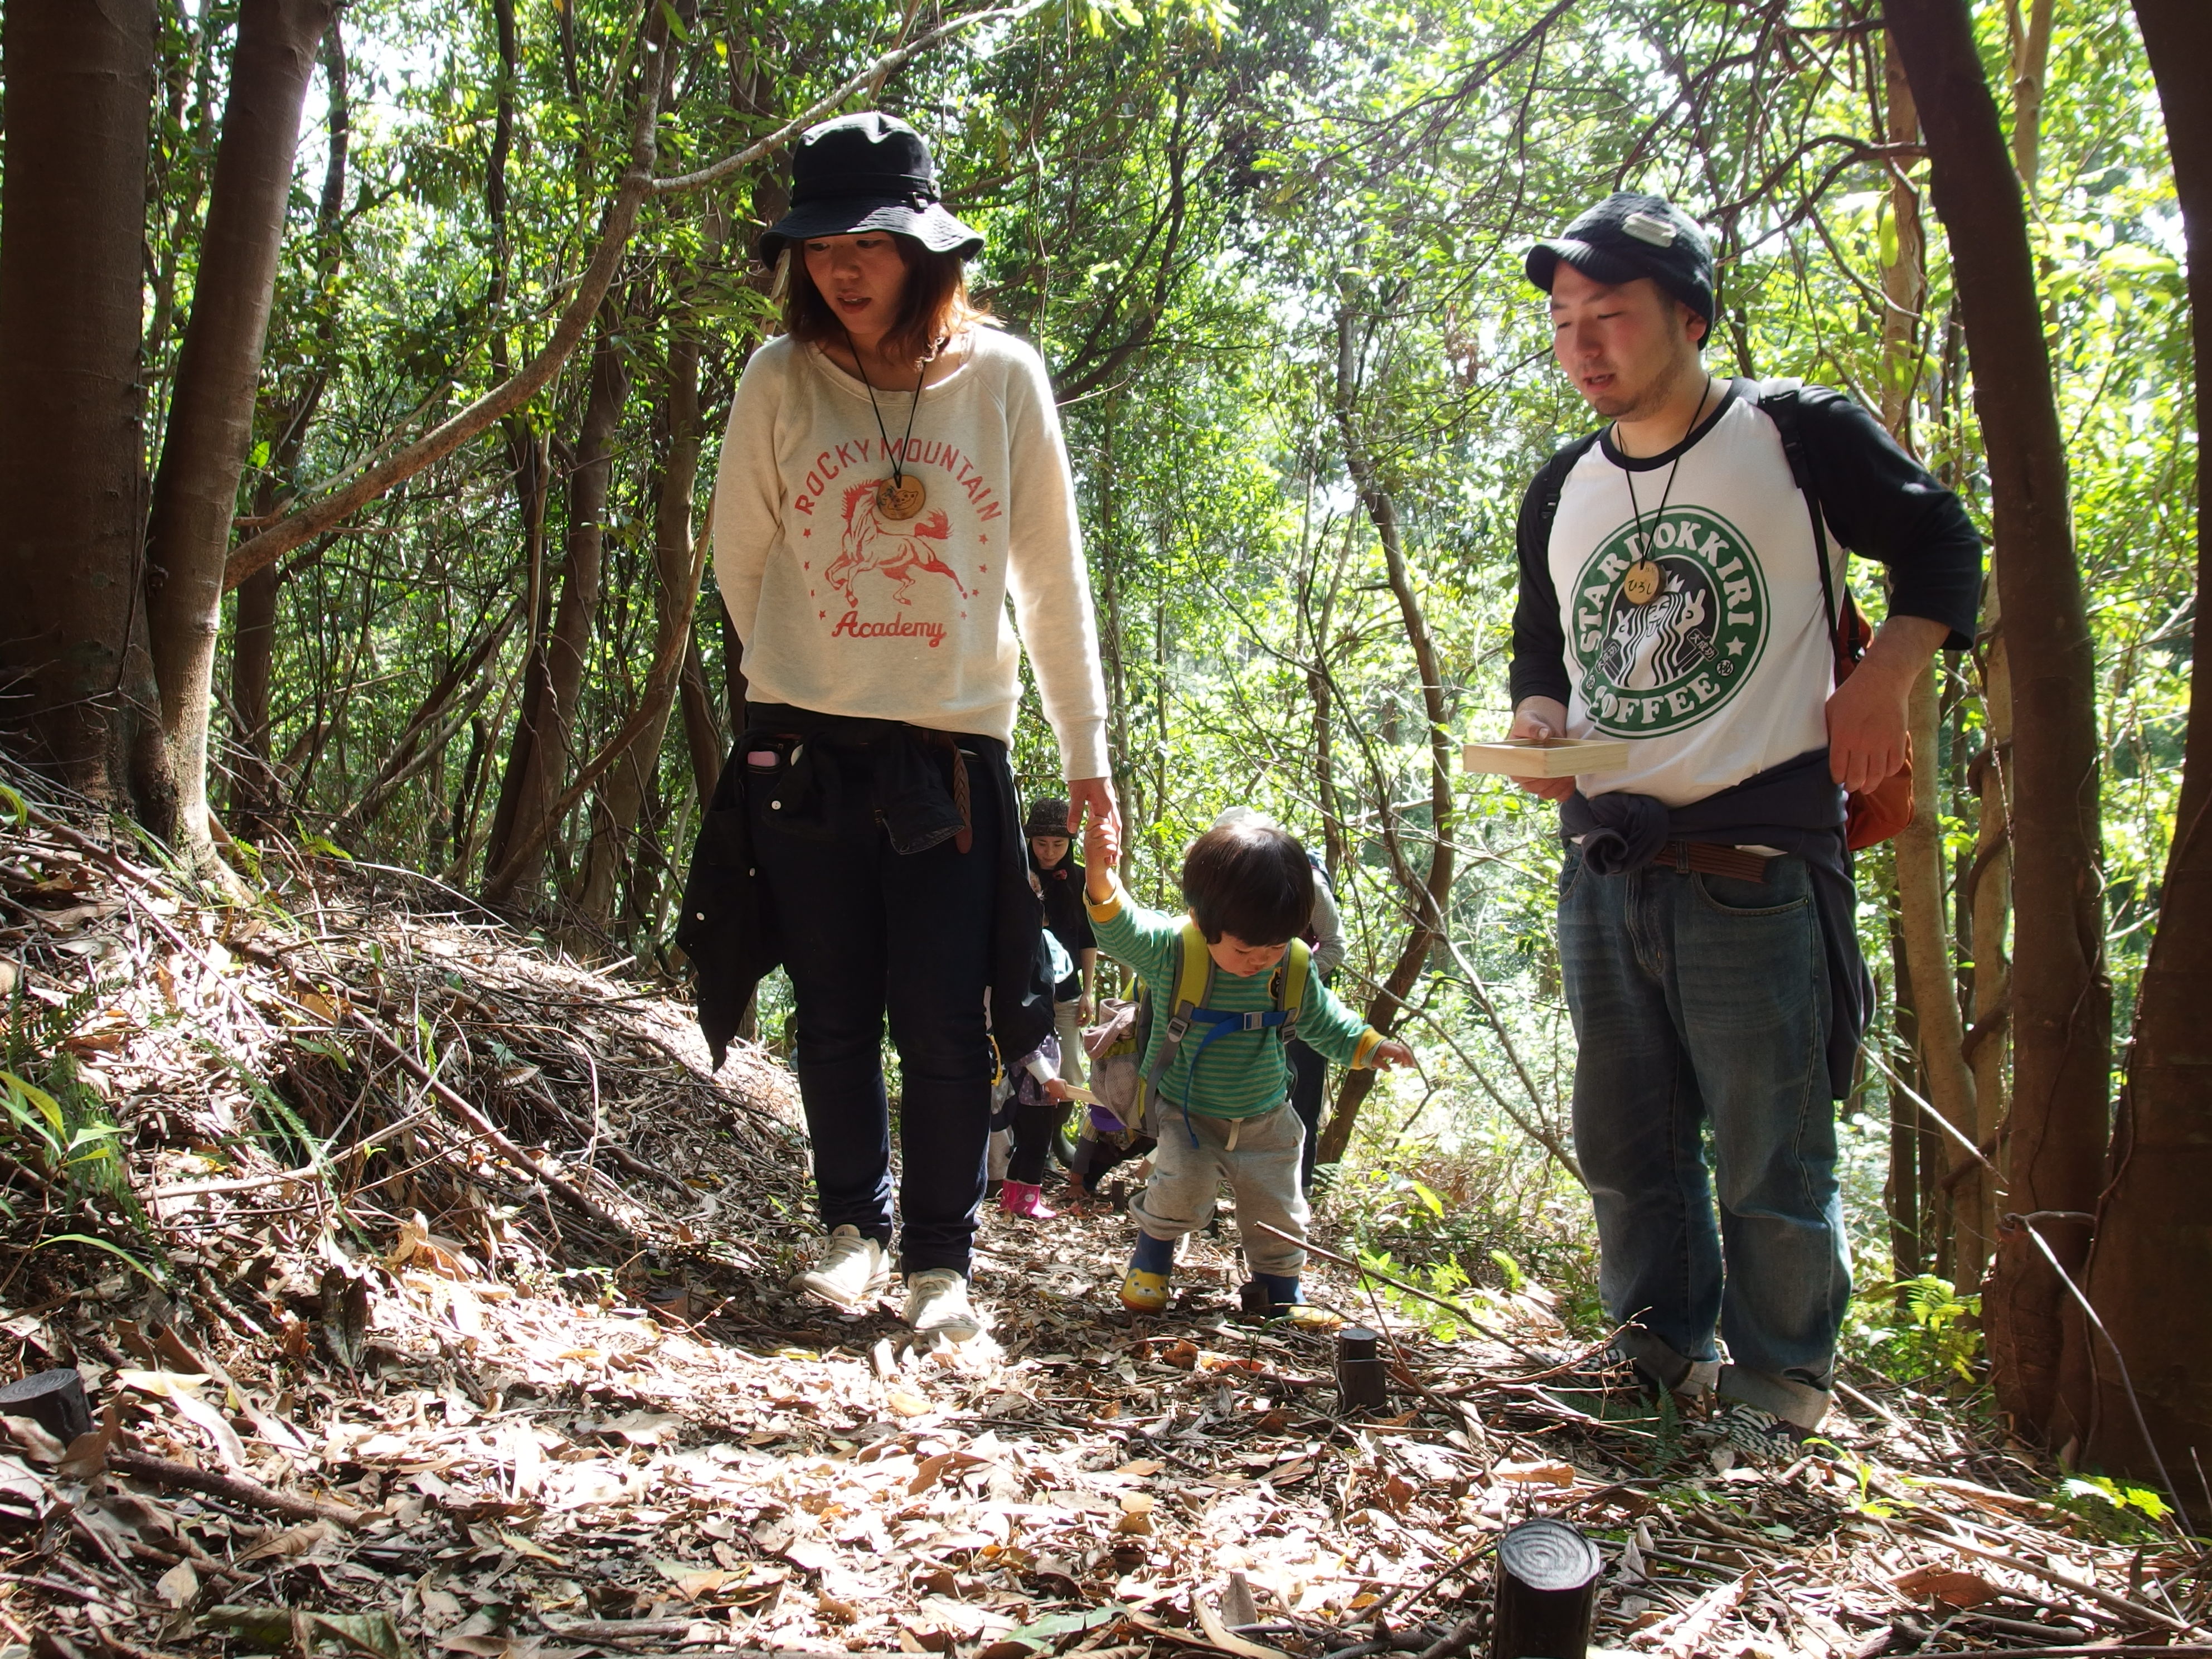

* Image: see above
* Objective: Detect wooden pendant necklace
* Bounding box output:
[1617,377,1714,606]
[841,323,930,521]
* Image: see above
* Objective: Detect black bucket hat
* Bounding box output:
[1024,799,1071,838]
[756,112,983,264]
[1525,192,1715,338]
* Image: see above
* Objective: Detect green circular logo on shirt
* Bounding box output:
[1569,506,1768,738]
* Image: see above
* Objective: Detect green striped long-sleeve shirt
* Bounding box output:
[1088,880,1382,1120]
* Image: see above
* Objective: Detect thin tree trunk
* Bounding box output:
[478,527,712,902]
[482,312,633,907]
[1888,904,1925,1283]
[0,0,171,819]
[1875,43,1978,1277]
[1888,0,2111,1445]
[1963,590,2014,1277]
[2074,0,2212,1486]
[226,13,348,838]
[2007,0,2055,194]
[678,629,723,808]
[333,600,520,838]
[580,323,704,924]
[143,0,334,865]
[1318,304,1456,1166]
[1897,663,1976,1264]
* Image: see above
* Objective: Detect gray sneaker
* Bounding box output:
[903,1268,986,1340]
[792,1226,890,1311]
[1704,1401,1812,1466]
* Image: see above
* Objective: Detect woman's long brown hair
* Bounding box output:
[774,234,991,366]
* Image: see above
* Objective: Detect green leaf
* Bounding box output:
[1,1071,66,1137]
[31,1233,165,1284]
[1003,1608,1118,1649]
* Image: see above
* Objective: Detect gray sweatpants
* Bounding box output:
[1131,1102,1309,1278]
[1053,998,1088,1088]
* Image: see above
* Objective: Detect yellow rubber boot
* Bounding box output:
[1119,1267,1171,1313]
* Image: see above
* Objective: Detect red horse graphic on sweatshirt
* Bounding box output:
[826,481,973,609]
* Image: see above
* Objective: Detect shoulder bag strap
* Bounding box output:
[1760,385,1854,680]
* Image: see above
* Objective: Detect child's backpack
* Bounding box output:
[1083,920,1311,1147]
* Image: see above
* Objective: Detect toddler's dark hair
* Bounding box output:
[1181,819,1313,947]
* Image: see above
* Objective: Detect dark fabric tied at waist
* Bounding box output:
[750,705,971,856]
[675,703,1051,1071]
[1560,748,1869,1099]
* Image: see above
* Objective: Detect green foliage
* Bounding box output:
[1852,1274,1985,1390]
[2051,1474,2174,1541]
[0,1068,125,1206]
[0,986,132,1216]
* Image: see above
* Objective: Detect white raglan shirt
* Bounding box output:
[1549,384,1845,807]
[709,326,1110,779]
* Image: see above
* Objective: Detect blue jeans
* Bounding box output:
[748,729,1002,1275]
[1558,842,1850,1426]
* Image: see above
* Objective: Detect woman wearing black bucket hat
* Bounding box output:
[699,111,1116,1343]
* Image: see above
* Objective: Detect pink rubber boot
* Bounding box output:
[998,1181,1056,1220]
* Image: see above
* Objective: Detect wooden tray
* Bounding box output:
[1462,737,1630,778]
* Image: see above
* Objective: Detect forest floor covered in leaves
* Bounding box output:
[0,782,2206,1659]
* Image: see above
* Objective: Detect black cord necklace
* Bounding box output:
[1617,376,1715,607]
[840,321,930,521]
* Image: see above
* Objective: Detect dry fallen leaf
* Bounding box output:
[238,1517,341,1563]
[1892,1564,2000,1608]
[156,1559,200,1610]
[0,1413,67,1464]
[57,1400,121,1480]
[1494,1459,1576,1488]
[168,1384,250,1470]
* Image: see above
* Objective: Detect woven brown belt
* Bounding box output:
[1662,840,1771,883]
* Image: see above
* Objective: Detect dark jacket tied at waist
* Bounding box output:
[675,703,1053,1070]
[1561,747,1869,1098]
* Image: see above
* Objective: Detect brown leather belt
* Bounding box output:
[1663,840,1770,883]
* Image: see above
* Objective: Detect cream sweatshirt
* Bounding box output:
[709,326,1110,779]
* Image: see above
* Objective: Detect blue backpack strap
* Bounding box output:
[1165,939,1313,1144]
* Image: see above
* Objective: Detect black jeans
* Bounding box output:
[1287,1037,1327,1193]
[746,724,1004,1275]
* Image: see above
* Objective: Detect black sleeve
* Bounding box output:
[1065,867,1096,952]
[1792,386,1982,649]
[1507,450,1576,710]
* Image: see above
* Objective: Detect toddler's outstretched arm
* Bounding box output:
[1369,1037,1415,1071]
[1084,813,1119,904]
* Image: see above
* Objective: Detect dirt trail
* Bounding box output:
[0,787,2203,1659]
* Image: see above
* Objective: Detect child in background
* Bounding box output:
[1081,811,1414,1318]
[988,923,1075,1219]
[990,1032,1071,1218]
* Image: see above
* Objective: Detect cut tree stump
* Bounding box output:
[0,1368,92,1443]
[1491,1516,1601,1659]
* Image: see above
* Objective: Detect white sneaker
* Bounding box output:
[792,1226,890,1311]
[903,1268,986,1341]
